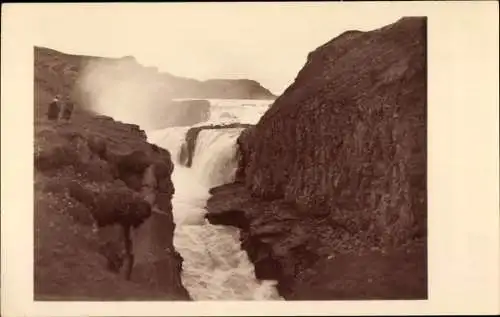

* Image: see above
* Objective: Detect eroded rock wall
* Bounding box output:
[207,17,427,299]
[34,107,189,300]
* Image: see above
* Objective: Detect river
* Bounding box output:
[146,99,282,300]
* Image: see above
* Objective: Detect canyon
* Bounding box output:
[33,16,427,301]
[34,43,277,300]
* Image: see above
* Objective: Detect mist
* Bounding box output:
[76,57,176,131]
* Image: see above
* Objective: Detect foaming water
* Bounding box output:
[148,99,281,300]
[180,98,271,125]
[147,126,189,160]
[191,128,243,188]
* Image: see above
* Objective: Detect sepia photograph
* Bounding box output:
[32,7,427,302]
[1,1,499,316]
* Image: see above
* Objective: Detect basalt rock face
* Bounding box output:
[35,49,190,300]
[178,123,254,167]
[206,17,427,299]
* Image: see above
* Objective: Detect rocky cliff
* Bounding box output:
[34,49,190,300]
[206,17,427,299]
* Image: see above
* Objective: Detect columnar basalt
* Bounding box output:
[206,17,427,300]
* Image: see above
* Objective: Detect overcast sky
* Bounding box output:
[30,3,403,94]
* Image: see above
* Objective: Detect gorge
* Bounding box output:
[34,16,427,301]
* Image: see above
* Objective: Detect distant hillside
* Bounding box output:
[34,46,276,102]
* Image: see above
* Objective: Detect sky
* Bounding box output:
[29,3,403,95]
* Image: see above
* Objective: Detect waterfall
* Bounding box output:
[147,99,281,300]
[191,128,242,188]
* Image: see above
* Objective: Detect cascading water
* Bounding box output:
[191,128,242,188]
[147,99,282,300]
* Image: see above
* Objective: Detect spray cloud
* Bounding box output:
[75,56,182,131]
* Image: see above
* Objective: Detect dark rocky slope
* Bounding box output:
[206,17,427,299]
[34,48,190,300]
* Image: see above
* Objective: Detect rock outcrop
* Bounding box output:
[206,17,427,299]
[178,123,254,167]
[34,49,190,300]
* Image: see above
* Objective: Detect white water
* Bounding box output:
[147,99,282,300]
